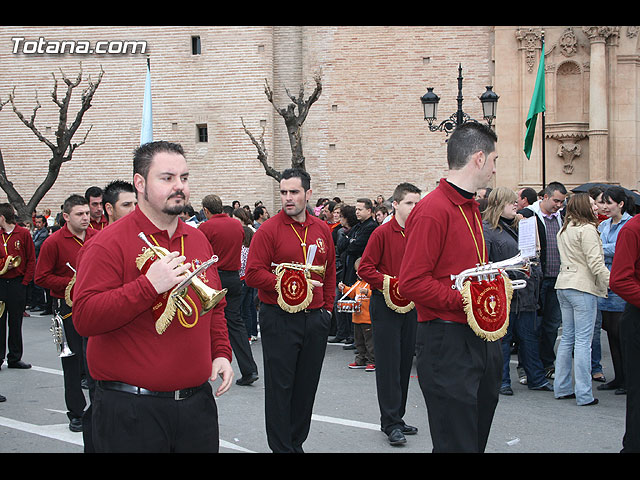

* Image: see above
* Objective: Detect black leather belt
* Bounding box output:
[97,380,207,401]
[429,318,466,326]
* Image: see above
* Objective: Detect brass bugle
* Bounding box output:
[271,261,326,278]
[138,232,227,316]
[0,255,21,275]
[450,253,532,291]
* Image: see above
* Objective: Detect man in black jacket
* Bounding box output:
[336,198,377,346]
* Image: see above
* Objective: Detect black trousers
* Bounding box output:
[92,381,219,453]
[260,303,331,453]
[621,302,640,453]
[370,291,417,434]
[416,320,502,453]
[58,301,86,420]
[0,277,27,364]
[218,270,258,377]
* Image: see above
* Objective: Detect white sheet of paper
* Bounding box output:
[518,216,538,259]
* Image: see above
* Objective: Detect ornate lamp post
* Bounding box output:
[421,64,499,135]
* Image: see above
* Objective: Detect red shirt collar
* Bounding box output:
[279,208,316,228]
[131,206,191,240]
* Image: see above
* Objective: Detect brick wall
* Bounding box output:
[0,26,492,217]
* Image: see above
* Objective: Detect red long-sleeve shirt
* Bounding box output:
[610,213,640,308]
[198,213,244,271]
[35,224,97,297]
[358,215,407,291]
[399,179,487,324]
[1,224,36,285]
[72,206,232,392]
[245,209,336,311]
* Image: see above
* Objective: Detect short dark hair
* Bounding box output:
[253,205,266,221]
[340,205,358,228]
[356,198,373,211]
[447,122,497,171]
[84,186,103,202]
[392,182,422,203]
[603,185,636,216]
[543,181,567,197]
[63,194,88,214]
[519,187,537,205]
[325,200,337,212]
[202,194,223,215]
[133,141,185,180]
[281,168,311,191]
[103,180,135,209]
[0,203,16,224]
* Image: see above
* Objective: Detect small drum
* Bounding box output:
[336,299,361,313]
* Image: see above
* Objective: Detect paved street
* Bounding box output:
[0,309,627,453]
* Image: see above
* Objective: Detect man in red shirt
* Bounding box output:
[73,141,233,453]
[35,194,97,432]
[399,121,501,453]
[245,168,336,453]
[85,186,108,231]
[610,213,640,452]
[0,203,36,370]
[199,193,258,386]
[359,182,421,446]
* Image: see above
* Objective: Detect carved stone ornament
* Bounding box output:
[546,122,589,175]
[559,27,578,56]
[516,27,543,73]
[557,142,582,174]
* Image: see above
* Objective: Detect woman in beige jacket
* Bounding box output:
[554,193,610,406]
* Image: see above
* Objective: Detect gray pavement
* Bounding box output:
[0,309,628,453]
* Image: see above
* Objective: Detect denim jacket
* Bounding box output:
[598,212,632,311]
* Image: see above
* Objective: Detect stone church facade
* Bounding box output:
[0,26,637,217]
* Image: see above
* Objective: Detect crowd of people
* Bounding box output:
[0,128,639,453]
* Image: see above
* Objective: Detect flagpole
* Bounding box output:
[541,30,546,189]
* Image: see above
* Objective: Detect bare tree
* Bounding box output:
[0,63,104,222]
[242,70,322,182]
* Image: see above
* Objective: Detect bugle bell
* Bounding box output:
[0,255,21,276]
[50,313,75,358]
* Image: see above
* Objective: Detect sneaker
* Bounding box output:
[517,366,527,385]
[328,336,348,344]
[348,362,366,369]
[544,367,555,379]
[365,364,375,372]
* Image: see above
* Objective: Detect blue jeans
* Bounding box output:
[554,289,597,405]
[539,277,562,370]
[592,309,603,376]
[501,310,549,389]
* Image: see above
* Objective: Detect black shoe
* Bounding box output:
[581,398,599,406]
[8,360,31,369]
[342,343,356,350]
[499,385,513,396]
[557,393,576,399]
[401,424,418,435]
[615,388,627,395]
[387,428,406,446]
[597,381,621,391]
[327,336,347,344]
[39,310,53,316]
[69,418,83,432]
[235,372,259,386]
[0,394,6,402]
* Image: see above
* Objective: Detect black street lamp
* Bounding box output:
[421,64,499,135]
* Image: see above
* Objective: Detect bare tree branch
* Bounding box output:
[1,64,105,221]
[241,117,281,182]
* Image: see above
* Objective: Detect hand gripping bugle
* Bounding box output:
[137,232,227,322]
[450,253,532,291]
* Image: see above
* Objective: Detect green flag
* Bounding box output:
[523,41,545,159]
